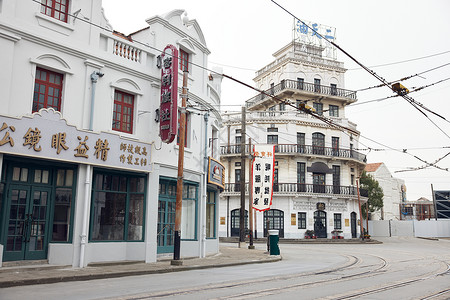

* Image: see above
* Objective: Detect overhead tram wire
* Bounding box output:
[356,62,450,92]
[270,0,450,140]
[350,77,450,107]
[37,0,449,173]
[348,50,450,71]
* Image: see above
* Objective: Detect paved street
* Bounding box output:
[1,237,449,300]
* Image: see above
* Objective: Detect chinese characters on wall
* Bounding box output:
[0,109,152,172]
[252,144,275,212]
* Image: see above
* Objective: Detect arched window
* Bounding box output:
[263,209,284,237]
[230,209,247,237]
[312,132,325,155]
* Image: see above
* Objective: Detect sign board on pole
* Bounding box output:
[251,144,275,212]
[160,45,178,143]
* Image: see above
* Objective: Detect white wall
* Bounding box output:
[369,220,450,238]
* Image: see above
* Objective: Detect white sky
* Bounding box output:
[102,0,450,202]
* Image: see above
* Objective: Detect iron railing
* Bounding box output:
[246,79,357,108]
[224,182,368,197]
[221,144,366,163]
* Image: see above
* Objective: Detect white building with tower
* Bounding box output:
[219,22,367,239]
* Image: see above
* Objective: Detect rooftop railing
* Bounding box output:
[246,79,357,108]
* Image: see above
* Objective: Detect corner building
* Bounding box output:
[0,1,222,266]
[219,42,367,239]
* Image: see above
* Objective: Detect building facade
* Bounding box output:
[219,42,367,239]
[365,163,407,220]
[0,1,222,266]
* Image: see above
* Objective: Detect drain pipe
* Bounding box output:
[79,164,91,268]
[201,111,209,258]
[89,71,104,131]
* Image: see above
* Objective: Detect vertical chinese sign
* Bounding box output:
[252,144,275,212]
[160,45,178,143]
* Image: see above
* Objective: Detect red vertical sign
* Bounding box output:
[160,45,178,143]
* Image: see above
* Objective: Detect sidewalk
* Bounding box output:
[0,245,281,288]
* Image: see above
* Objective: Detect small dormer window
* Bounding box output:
[40,0,69,23]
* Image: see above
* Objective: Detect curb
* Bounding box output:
[0,256,282,288]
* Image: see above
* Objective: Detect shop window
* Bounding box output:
[181,184,197,240]
[51,168,76,242]
[206,191,216,238]
[33,67,63,113]
[180,49,189,72]
[90,172,145,241]
[112,90,134,134]
[334,213,342,229]
[40,0,69,23]
[298,212,306,229]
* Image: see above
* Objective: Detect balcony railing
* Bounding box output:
[224,182,368,197]
[246,79,357,108]
[221,144,367,163]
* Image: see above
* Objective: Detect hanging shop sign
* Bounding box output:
[160,44,178,143]
[207,157,225,190]
[0,109,152,172]
[251,144,275,212]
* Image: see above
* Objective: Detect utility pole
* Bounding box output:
[248,137,254,249]
[239,106,246,247]
[357,178,364,240]
[172,70,188,265]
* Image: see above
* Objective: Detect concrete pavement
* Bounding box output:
[0,245,280,288]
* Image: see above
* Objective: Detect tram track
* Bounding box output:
[106,248,449,300]
[320,260,450,300]
[108,253,389,300]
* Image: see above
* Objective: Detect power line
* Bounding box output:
[356,63,450,92]
[350,77,450,107]
[348,50,450,71]
[270,0,450,141]
[34,1,449,173]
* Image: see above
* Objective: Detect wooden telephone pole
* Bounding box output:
[239,106,246,246]
[172,70,188,264]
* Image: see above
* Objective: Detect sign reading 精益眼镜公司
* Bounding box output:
[252,144,275,212]
[160,44,178,144]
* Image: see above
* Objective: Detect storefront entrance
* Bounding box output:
[157,179,198,253]
[351,212,357,238]
[1,159,76,262]
[263,209,284,238]
[230,209,247,237]
[4,185,51,261]
[314,210,327,238]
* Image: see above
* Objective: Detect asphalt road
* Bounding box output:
[1,237,449,300]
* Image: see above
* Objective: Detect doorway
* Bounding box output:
[314,210,327,238]
[351,212,357,238]
[230,208,247,237]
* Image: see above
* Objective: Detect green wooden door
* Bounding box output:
[3,185,51,261]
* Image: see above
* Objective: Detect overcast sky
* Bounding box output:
[102,0,450,202]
